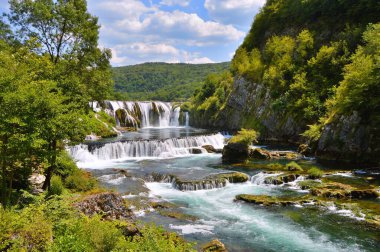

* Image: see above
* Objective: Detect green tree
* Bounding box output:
[8,0,113,104]
[6,0,113,190]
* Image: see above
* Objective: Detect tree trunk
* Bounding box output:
[42,139,57,190]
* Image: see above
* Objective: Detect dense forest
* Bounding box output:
[190,0,380,164]
[112,62,230,101]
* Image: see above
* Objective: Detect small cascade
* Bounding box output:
[92,101,187,129]
[69,133,225,162]
[173,180,227,191]
[250,172,281,185]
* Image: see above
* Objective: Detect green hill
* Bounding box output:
[112,62,230,101]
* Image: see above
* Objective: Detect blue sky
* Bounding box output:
[0,0,266,66]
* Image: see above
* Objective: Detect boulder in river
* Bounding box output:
[222,142,250,162]
[189,147,203,154]
[202,145,217,153]
[201,239,228,252]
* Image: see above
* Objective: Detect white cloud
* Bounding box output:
[87,0,247,65]
[160,0,191,7]
[205,0,266,26]
[110,42,214,66]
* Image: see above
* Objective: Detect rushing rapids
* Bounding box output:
[69,133,225,162]
[91,101,189,128]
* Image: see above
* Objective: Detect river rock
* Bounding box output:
[250,148,271,159]
[74,192,134,220]
[235,194,306,206]
[202,145,217,153]
[222,142,249,162]
[189,147,203,154]
[201,239,227,252]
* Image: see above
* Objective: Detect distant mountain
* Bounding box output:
[112,62,230,101]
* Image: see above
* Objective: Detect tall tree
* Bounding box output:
[5,0,113,189]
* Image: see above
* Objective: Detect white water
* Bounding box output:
[92,101,185,128]
[69,133,225,165]
[146,182,364,252]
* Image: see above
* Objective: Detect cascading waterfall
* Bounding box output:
[69,133,225,162]
[91,101,186,128]
[250,172,282,185]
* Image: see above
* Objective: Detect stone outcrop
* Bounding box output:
[74,192,134,220]
[316,111,380,165]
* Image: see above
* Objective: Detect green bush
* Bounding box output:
[229,129,259,145]
[65,170,97,192]
[285,161,303,171]
[0,206,52,251]
[117,224,196,252]
[266,163,285,170]
[307,167,324,179]
[56,151,78,178]
[48,175,64,196]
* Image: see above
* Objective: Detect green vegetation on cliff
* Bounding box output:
[112,62,230,101]
[191,0,379,163]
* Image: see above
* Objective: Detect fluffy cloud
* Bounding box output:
[88,0,245,65]
[205,0,266,26]
[111,42,214,65]
[160,0,192,7]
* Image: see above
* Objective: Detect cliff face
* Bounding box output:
[191,77,380,166]
[317,112,380,165]
[191,77,305,143]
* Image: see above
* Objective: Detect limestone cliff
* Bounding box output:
[317,112,380,165]
[191,77,305,143]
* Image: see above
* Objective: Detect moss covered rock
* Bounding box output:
[235,194,310,206]
[201,239,227,252]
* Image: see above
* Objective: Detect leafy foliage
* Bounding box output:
[229,129,259,145]
[0,0,113,206]
[0,196,195,251]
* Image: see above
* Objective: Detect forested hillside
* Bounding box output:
[189,0,380,165]
[112,62,230,101]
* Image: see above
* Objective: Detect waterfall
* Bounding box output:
[92,101,187,129]
[185,112,189,127]
[69,133,225,162]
